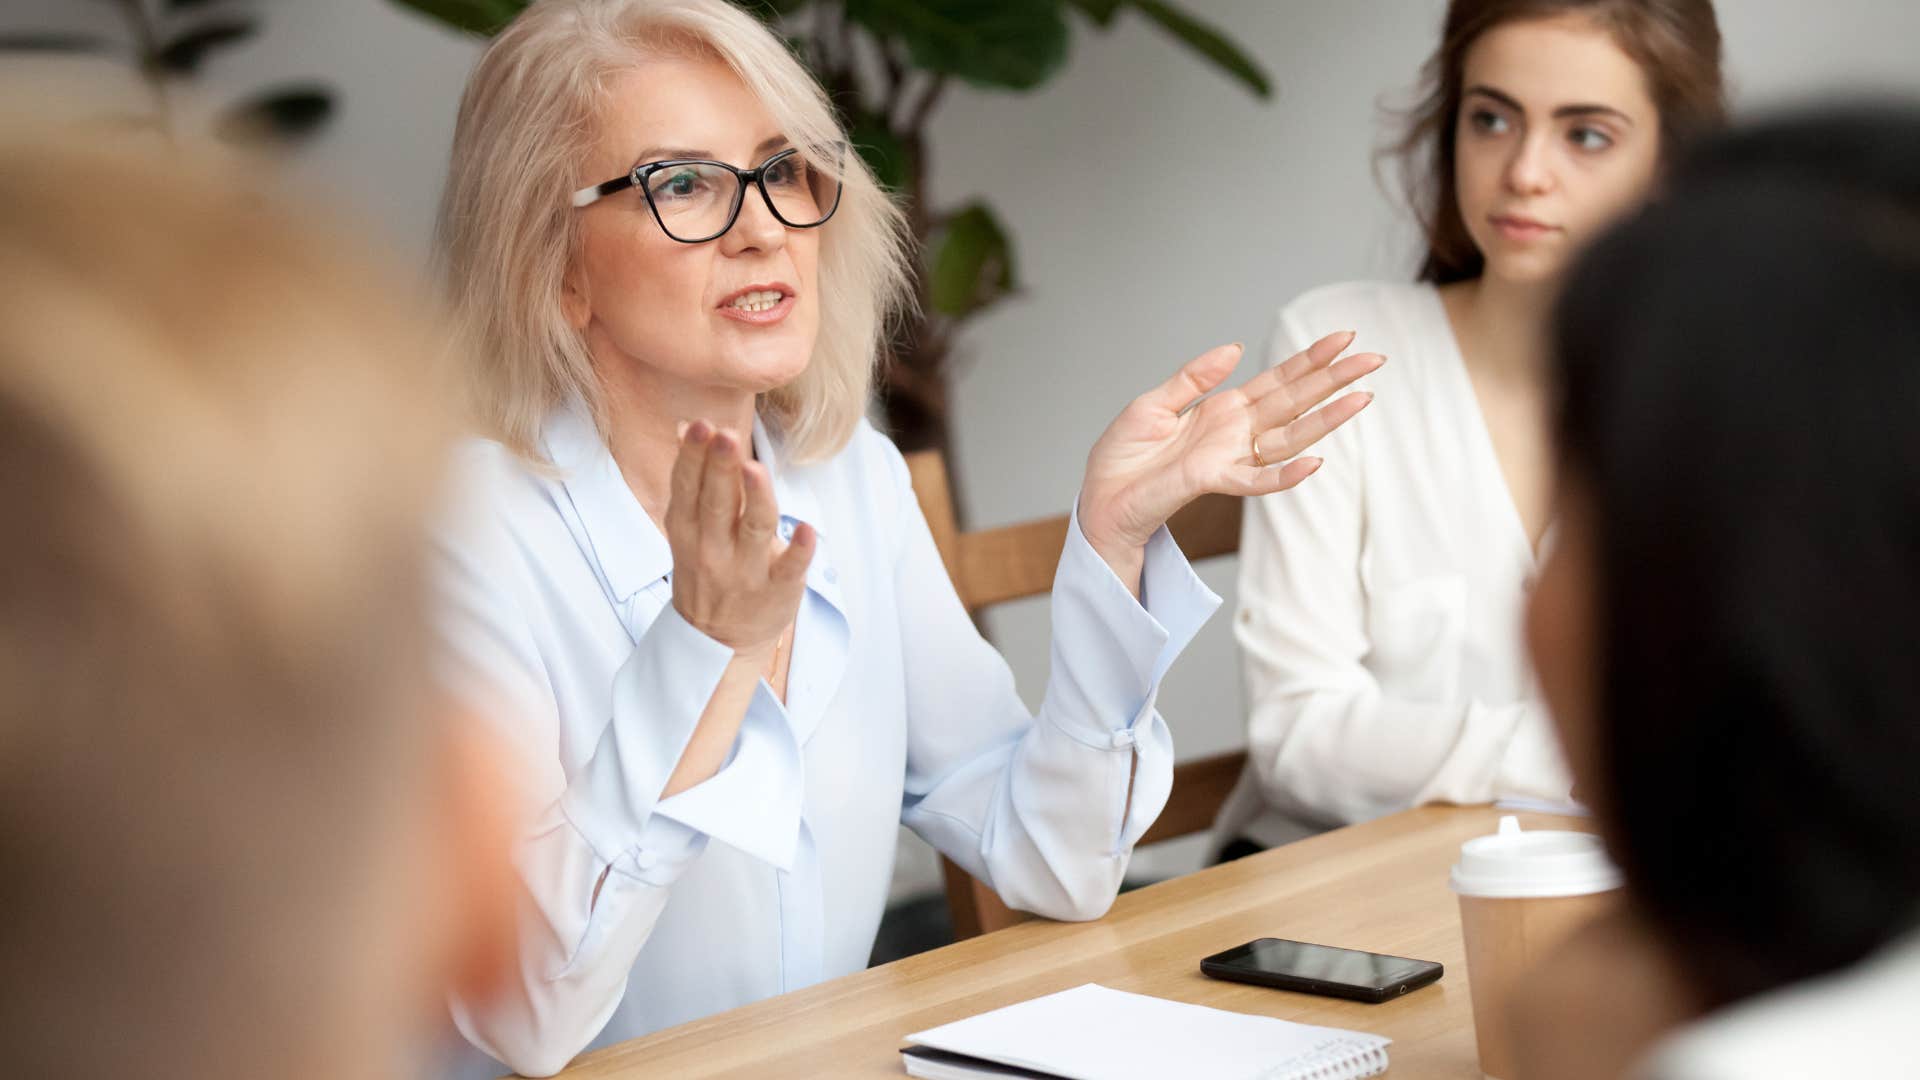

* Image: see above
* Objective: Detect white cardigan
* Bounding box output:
[435,401,1218,1077]
[1215,280,1572,848]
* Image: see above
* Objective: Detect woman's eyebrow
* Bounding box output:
[1465,85,1634,125]
[629,135,794,165]
[1553,103,1634,125]
[632,146,709,163]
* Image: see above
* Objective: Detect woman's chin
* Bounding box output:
[1481,248,1573,288]
[713,333,814,391]
[728,352,812,396]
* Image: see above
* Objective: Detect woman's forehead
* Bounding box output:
[1463,16,1656,118]
[595,58,786,167]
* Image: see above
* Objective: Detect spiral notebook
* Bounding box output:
[899,984,1390,1080]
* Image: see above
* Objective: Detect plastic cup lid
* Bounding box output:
[1448,815,1623,898]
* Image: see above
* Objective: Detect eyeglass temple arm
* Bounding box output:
[571,174,635,209]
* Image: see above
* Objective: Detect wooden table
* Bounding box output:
[552,806,1585,1078]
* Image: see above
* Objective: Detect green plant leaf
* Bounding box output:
[929,202,1017,318]
[0,33,113,53]
[1062,0,1123,27]
[156,17,256,74]
[847,110,911,194]
[844,0,1068,91]
[216,85,333,145]
[386,0,527,37]
[1130,0,1271,99]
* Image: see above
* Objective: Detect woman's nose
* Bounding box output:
[1504,134,1555,196]
[721,185,787,255]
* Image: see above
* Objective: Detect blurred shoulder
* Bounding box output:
[448,437,554,513]
[1641,933,1920,1080]
[438,436,565,557]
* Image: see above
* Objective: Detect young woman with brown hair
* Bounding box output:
[1218,0,1727,853]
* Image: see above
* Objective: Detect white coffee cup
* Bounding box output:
[1451,816,1622,1080]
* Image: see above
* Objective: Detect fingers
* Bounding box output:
[1251,390,1375,466]
[697,428,745,548]
[666,420,712,537]
[1223,456,1324,497]
[1249,350,1384,432]
[771,521,816,584]
[1261,456,1326,495]
[737,460,778,572]
[1143,343,1244,414]
[1238,329,1355,403]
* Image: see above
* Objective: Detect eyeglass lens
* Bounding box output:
[642,149,840,242]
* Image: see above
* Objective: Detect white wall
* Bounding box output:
[13,0,1919,894]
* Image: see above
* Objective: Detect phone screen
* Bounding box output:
[1219,939,1436,990]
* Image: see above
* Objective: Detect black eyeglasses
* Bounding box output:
[569,145,844,243]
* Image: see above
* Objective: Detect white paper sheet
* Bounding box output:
[903,983,1389,1080]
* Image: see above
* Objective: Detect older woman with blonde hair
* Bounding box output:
[433,1,1382,1074]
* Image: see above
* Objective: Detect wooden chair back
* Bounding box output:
[903,448,1249,939]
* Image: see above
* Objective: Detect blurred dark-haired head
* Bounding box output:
[1529,103,1920,1009]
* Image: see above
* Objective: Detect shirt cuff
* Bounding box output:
[649,681,805,871]
[559,603,735,867]
[1042,502,1222,746]
[610,811,709,888]
[1137,512,1222,683]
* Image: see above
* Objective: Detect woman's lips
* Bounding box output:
[1490,214,1560,243]
[716,285,796,326]
[716,293,795,325]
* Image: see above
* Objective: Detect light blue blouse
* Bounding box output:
[436,400,1219,1077]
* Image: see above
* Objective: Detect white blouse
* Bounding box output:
[1215,280,1572,848]
[433,399,1219,1078]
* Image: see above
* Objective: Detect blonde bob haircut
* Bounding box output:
[437,0,913,464]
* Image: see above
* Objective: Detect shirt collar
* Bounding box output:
[751,412,822,536]
[540,398,827,604]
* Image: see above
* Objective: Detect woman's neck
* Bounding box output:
[596,356,758,527]
[1443,273,1557,384]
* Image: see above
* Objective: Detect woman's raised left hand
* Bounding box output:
[1077,330,1383,590]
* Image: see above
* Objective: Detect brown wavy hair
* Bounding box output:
[1385,0,1728,284]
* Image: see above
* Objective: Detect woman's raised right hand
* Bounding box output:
[665,420,814,658]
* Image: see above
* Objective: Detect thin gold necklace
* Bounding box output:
[767,624,792,683]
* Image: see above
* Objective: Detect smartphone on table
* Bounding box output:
[1200,937,1444,1004]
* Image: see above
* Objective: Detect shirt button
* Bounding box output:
[1109,729,1137,750]
[778,520,795,541]
[824,566,838,584]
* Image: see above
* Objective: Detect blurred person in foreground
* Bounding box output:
[1512,104,1920,1079]
[0,128,517,1079]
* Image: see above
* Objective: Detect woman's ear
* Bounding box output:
[561,263,592,332]
[432,711,522,1007]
